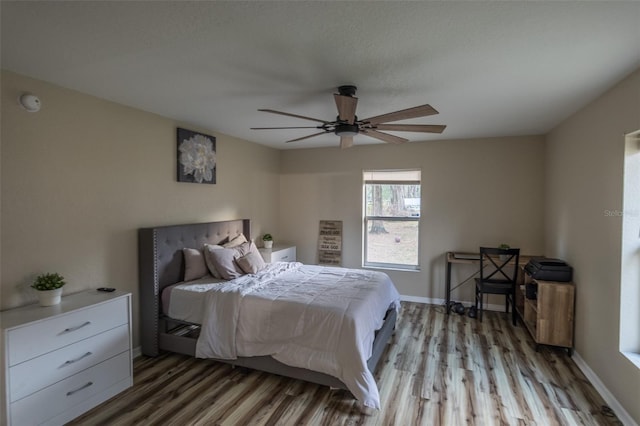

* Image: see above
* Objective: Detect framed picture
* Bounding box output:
[177,128,216,184]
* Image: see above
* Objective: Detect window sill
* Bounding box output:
[622,351,640,370]
[363,265,421,273]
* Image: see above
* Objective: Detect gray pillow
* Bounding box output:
[182,248,209,281]
[205,242,250,280]
[223,233,248,248]
[203,244,225,279]
[237,249,266,274]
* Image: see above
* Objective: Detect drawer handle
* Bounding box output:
[66,381,93,396]
[61,321,91,334]
[62,351,93,367]
[281,256,289,259]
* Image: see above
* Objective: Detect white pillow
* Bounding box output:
[182,248,209,281]
[203,244,224,279]
[237,249,266,274]
[223,233,248,248]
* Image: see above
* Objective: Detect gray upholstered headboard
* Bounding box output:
[138,219,251,356]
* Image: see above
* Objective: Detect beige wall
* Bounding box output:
[0,71,281,347]
[545,68,640,423]
[279,135,546,302]
[4,65,638,423]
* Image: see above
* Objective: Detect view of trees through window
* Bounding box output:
[364,170,421,269]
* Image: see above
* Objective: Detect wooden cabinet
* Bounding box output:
[516,272,575,353]
[1,290,132,426]
[259,244,296,263]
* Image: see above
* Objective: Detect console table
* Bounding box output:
[444,251,536,314]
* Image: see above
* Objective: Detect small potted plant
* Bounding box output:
[31,272,66,306]
[262,233,273,249]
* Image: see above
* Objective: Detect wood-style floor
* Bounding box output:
[69,302,622,426]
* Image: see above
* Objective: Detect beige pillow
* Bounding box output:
[223,233,248,248]
[183,248,209,281]
[203,244,224,279]
[205,245,249,280]
[237,249,266,274]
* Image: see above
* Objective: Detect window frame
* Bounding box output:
[620,130,640,369]
[363,170,421,271]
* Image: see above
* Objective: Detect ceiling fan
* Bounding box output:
[251,85,446,149]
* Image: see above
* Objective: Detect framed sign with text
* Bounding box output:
[318,220,342,266]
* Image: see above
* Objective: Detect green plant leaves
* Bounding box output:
[31,272,66,291]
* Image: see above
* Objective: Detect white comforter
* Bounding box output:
[194,262,400,409]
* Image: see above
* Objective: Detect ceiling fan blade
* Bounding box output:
[340,136,354,149]
[334,94,358,125]
[361,129,408,144]
[285,131,329,143]
[363,104,439,124]
[258,109,329,124]
[375,124,447,134]
[251,126,320,130]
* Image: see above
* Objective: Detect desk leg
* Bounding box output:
[445,257,452,314]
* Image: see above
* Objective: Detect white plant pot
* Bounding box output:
[263,240,273,249]
[37,288,63,306]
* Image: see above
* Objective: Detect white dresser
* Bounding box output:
[0,290,132,426]
[259,244,297,263]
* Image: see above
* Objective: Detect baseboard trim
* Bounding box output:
[400,295,443,304]
[132,346,142,359]
[399,295,504,312]
[571,351,637,426]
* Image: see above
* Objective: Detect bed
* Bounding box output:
[138,219,399,408]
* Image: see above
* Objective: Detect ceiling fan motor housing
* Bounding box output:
[335,123,359,137]
[338,85,357,97]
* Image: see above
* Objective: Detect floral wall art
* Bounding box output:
[177,128,216,184]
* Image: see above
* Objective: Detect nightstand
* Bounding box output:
[0,290,132,426]
[259,244,296,263]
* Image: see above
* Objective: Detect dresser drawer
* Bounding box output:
[10,351,130,426]
[272,246,296,262]
[9,324,130,402]
[7,297,128,366]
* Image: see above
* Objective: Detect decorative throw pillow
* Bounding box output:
[247,240,261,257]
[237,249,267,274]
[223,233,248,248]
[203,244,225,279]
[182,248,209,281]
[205,243,250,280]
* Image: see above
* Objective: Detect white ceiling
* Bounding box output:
[2,1,639,150]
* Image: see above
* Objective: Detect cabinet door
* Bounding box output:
[537,282,575,348]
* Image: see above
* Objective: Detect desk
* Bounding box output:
[445,251,536,314]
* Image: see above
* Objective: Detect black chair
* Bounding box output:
[474,247,520,324]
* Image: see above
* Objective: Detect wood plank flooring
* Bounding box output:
[68,302,623,425]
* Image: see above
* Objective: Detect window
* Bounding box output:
[363,169,421,270]
[620,130,640,369]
